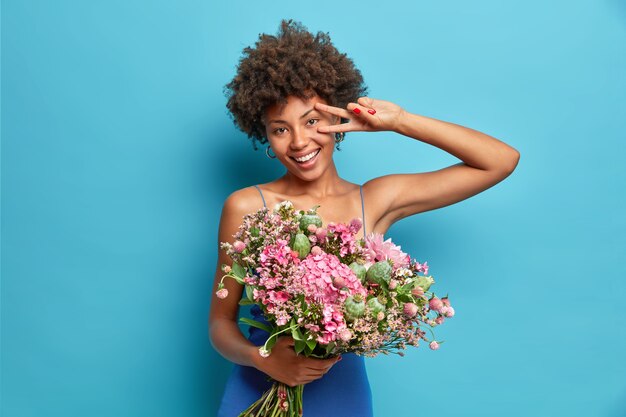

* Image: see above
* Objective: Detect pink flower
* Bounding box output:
[403,302,418,317]
[411,287,424,297]
[333,276,346,289]
[216,288,229,299]
[300,252,367,305]
[268,290,290,303]
[259,239,294,267]
[364,233,410,270]
[441,297,450,307]
[317,331,335,344]
[327,222,361,257]
[305,323,320,333]
[233,240,246,253]
[307,224,318,233]
[315,227,328,243]
[349,218,362,233]
[339,329,352,342]
[435,316,445,325]
[429,341,440,350]
[444,306,455,317]
[429,297,444,312]
[388,279,398,290]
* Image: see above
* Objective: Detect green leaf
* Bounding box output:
[238,299,255,306]
[232,262,246,279]
[306,337,317,351]
[397,294,413,303]
[239,317,273,334]
[291,327,304,341]
[245,284,254,302]
[294,340,306,355]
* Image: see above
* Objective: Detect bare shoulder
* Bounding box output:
[222,185,266,218]
[360,175,403,234]
[210,185,266,322]
[219,186,267,240]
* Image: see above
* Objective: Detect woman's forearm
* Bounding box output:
[394,111,520,173]
[209,318,260,368]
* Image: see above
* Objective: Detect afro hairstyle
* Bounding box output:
[224,19,368,150]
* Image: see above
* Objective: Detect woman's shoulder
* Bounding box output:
[222,184,267,217]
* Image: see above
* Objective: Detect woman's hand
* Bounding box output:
[314,96,406,134]
[253,336,342,387]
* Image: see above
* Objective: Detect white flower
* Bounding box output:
[274,200,294,211]
[258,347,271,358]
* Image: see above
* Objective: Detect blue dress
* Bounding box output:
[216,185,374,417]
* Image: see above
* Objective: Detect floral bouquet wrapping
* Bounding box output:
[217,201,455,416]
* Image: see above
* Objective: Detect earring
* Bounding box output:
[335,132,345,150]
[266,146,277,159]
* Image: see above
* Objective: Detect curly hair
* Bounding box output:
[224,19,368,151]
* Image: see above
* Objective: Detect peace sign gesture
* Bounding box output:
[314,96,406,134]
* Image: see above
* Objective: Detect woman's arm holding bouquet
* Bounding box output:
[315,97,520,225]
[209,190,340,386]
[209,192,260,367]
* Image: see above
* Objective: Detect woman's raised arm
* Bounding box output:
[315,97,520,224]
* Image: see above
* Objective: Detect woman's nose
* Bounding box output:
[290,127,309,149]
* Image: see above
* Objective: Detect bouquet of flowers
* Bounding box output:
[217,201,455,416]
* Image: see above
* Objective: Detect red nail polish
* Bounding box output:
[368,109,376,115]
[352,107,361,114]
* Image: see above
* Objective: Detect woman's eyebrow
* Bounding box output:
[268,108,318,124]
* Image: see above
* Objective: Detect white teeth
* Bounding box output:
[294,149,320,162]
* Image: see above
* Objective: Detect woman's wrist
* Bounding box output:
[393,109,424,137]
[248,344,266,371]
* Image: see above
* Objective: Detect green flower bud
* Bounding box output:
[292,233,311,259]
[366,297,386,314]
[299,212,323,233]
[415,275,435,292]
[344,295,366,321]
[366,260,392,284]
[349,262,367,283]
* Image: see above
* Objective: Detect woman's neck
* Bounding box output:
[276,162,349,199]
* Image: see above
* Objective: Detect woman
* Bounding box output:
[209,19,520,416]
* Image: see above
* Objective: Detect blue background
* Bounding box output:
[2,1,625,416]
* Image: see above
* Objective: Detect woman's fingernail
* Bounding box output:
[338,356,342,361]
[352,107,361,114]
[368,109,376,115]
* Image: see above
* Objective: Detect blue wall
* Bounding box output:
[2,1,625,416]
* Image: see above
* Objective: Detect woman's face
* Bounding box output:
[264,94,339,180]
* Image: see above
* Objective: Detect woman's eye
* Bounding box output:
[307,118,319,126]
[273,127,287,135]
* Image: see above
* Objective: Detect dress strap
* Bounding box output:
[253,185,267,209]
[359,184,366,238]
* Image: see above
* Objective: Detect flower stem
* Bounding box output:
[262,325,298,352]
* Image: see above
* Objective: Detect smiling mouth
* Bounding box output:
[290,148,321,164]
